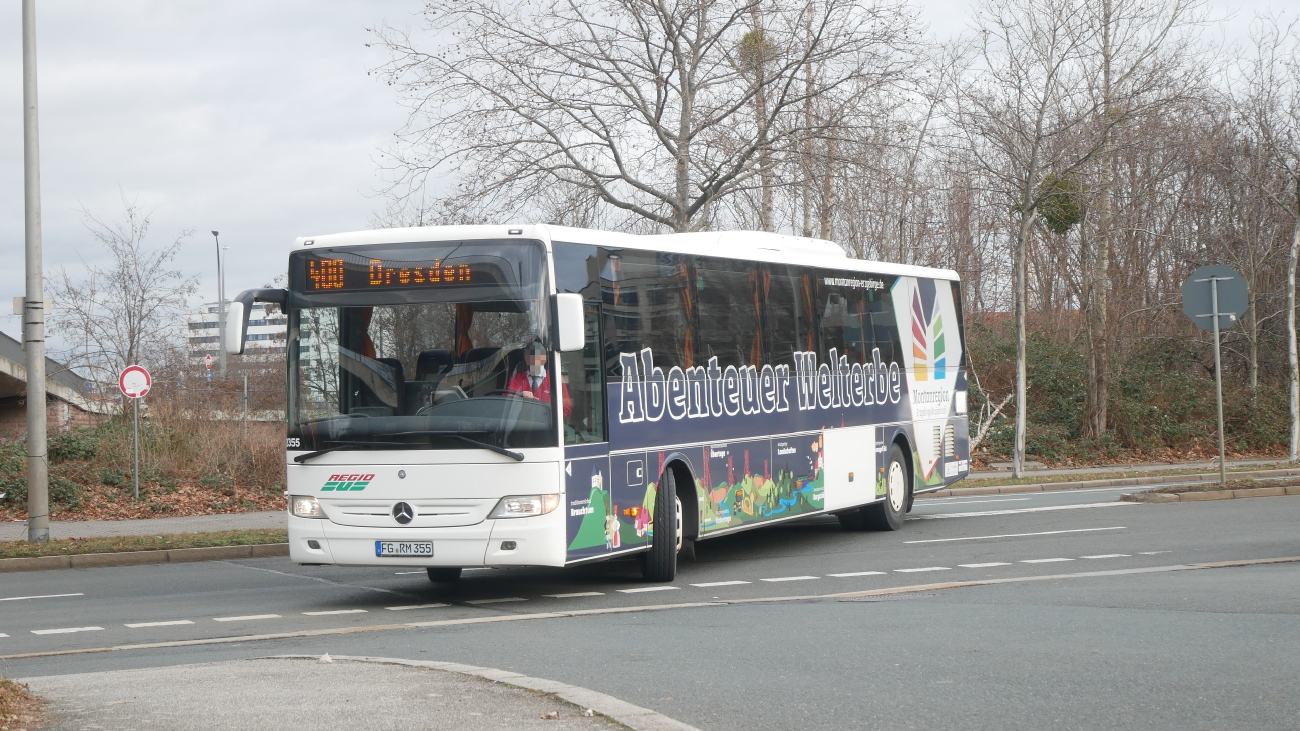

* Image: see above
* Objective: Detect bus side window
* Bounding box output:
[561,305,606,444]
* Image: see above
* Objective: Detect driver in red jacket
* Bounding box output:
[505,340,572,418]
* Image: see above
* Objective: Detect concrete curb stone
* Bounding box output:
[0,542,288,573]
[923,466,1300,498]
[307,655,703,731]
[1120,485,1300,503]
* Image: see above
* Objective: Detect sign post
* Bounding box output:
[1182,266,1248,486]
[119,365,152,501]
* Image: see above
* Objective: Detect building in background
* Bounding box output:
[0,331,112,439]
[186,302,287,364]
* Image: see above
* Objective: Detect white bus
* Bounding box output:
[226,225,970,582]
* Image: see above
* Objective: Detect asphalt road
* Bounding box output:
[3,487,1298,729]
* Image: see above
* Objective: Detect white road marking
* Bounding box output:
[0,593,84,602]
[303,609,369,616]
[1139,551,1172,555]
[394,571,426,575]
[1081,554,1130,559]
[827,571,887,577]
[385,603,450,611]
[125,620,194,628]
[214,614,281,622]
[465,597,528,604]
[32,626,103,635]
[543,592,606,598]
[906,527,1127,544]
[690,581,752,587]
[0,633,8,638]
[959,562,1011,568]
[924,498,1032,507]
[912,502,1135,519]
[616,586,680,593]
[1021,558,1075,563]
[760,576,819,582]
[896,567,950,573]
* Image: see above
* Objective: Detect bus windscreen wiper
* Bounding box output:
[385,431,525,462]
[292,440,410,463]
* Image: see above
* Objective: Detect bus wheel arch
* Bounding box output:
[663,455,699,545]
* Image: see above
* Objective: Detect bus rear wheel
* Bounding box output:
[640,470,679,582]
[862,444,908,531]
[426,567,462,583]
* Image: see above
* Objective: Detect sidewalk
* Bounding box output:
[967,457,1286,481]
[24,656,697,731]
[0,510,285,542]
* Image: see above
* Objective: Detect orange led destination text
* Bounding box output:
[307,259,345,290]
[369,259,471,286]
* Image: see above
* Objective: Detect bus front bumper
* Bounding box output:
[287,510,566,568]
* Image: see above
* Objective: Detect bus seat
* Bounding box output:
[416,349,454,381]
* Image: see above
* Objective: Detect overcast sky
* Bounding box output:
[0,0,1283,349]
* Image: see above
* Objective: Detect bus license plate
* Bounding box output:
[375,541,433,557]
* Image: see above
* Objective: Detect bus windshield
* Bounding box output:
[286,239,556,452]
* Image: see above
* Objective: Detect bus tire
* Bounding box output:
[426,567,462,583]
[640,470,678,582]
[863,444,908,531]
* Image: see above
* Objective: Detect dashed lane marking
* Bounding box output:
[616,587,680,593]
[1139,551,1172,555]
[959,562,1011,568]
[0,633,8,638]
[303,609,369,616]
[1021,558,1075,564]
[1081,554,1130,559]
[125,620,194,628]
[543,592,605,598]
[465,597,528,604]
[1,593,84,602]
[760,576,819,582]
[921,498,1032,507]
[895,567,951,573]
[912,502,1135,520]
[7,557,1299,662]
[827,571,886,577]
[31,627,103,635]
[905,527,1127,544]
[385,604,451,611]
[690,581,752,587]
[213,615,281,622]
[394,571,425,575]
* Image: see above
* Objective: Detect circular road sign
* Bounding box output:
[119,365,151,399]
[204,354,213,370]
[1182,265,1248,331]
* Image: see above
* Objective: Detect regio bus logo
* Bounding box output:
[321,474,374,492]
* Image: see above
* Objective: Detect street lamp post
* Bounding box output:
[211,231,227,377]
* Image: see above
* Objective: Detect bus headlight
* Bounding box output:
[490,494,560,519]
[290,495,325,518]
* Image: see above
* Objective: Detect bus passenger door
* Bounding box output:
[560,304,613,562]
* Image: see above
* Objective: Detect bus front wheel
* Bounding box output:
[862,444,908,531]
[426,567,462,583]
[640,470,679,582]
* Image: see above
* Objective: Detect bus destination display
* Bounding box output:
[303,257,474,292]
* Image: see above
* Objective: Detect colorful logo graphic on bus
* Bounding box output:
[911,288,946,382]
[321,473,374,492]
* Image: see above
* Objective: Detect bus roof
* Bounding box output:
[292,224,960,282]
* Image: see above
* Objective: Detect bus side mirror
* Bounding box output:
[555,293,585,352]
[225,301,246,355]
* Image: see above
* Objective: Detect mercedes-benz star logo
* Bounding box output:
[392,502,414,525]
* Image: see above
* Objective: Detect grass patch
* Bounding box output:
[1144,478,1300,494]
[0,529,287,559]
[959,463,1295,488]
[0,676,42,728]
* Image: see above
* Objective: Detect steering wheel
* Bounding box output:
[485,389,526,397]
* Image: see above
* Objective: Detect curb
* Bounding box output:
[0,543,288,573]
[273,655,702,731]
[921,467,1300,498]
[1120,485,1300,503]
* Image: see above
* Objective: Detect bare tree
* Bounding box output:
[954,0,1107,477]
[48,197,197,387]
[373,0,917,232]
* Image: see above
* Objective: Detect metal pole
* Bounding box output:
[22,0,49,543]
[213,232,227,378]
[242,373,248,437]
[1211,278,1226,486]
[133,397,140,501]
